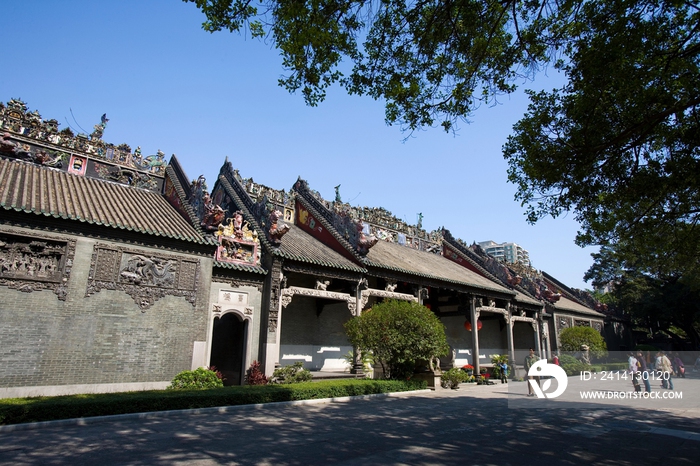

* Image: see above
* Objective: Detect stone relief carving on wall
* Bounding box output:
[0,232,75,300]
[267,261,283,332]
[86,245,200,310]
[556,316,572,331]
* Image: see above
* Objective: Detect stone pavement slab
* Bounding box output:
[1,378,699,465]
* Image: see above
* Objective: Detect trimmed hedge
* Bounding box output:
[0,379,426,426]
[591,363,628,372]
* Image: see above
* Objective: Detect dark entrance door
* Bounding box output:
[210,313,246,386]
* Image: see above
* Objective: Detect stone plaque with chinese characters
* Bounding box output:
[219,290,248,306]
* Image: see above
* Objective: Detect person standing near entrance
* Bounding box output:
[525,348,540,396]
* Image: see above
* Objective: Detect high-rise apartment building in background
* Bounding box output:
[477,240,530,265]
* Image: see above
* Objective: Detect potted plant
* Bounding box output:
[462,364,474,376]
[440,367,468,389]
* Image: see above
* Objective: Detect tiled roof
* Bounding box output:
[213,260,267,275]
[0,157,208,244]
[551,296,605,317]
[442,236,542,306]
[365,241,515,295]
[277,224,367,273]
[294,192,366,263]
[513,290,543,307]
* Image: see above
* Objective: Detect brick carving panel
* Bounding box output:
[0,232,75,300]
[86,244,200,310]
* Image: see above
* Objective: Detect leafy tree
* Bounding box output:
[585,242,700,348]
[559,326,607,358]
[185,0,579,131]
[344,300,449,379]
[503,1,700,276]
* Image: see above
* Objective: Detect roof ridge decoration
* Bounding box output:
[164,157,206,236]
[541,271,605,312]
[233,169,295,217]
[214,211,261,266]
[218,162,292,247]
[441,228,509,284]
[293,178,379,257]
[197,161,288,262]
[0,98,167,192]
[189,174,227,233]
[442,229,566,304]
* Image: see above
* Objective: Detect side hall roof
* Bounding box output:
[550,296,605,317]
[277,224,367,273]
[0,157,208,244]
[364,240,516,297]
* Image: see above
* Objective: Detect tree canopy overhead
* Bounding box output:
[185,0,575,131]
[504,1,700,265]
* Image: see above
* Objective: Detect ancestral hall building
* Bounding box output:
[0,99,615,398]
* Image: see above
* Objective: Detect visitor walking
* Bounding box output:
[525,348,540,396]
[498,361,508,384]
[636,351,651,392]
[672,353,685,378]
[657,351,675,390]
[628,352,641,392]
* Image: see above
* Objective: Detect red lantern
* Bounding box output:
[464,320,483,331]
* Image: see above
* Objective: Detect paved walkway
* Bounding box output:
[1,376,699,465]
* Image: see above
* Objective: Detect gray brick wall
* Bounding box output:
[0,230,212,388]
[280,300,352,346]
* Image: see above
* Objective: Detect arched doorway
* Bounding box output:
[210,313,247,386]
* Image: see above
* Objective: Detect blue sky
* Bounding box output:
[1,1,597,290]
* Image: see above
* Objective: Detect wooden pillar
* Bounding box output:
[506,304,515,379]
[532,319,542,359]
[470,296,481,373]
[351,281,365,376]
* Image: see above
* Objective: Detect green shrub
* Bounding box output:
[590,362,628,372]
[344,300,449,380]
[0,379,427,426]
[167,367,224,390]
[559,326,607,358]
[272,362,313,384]
[440,367,468,389]
[558,354,592,376]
